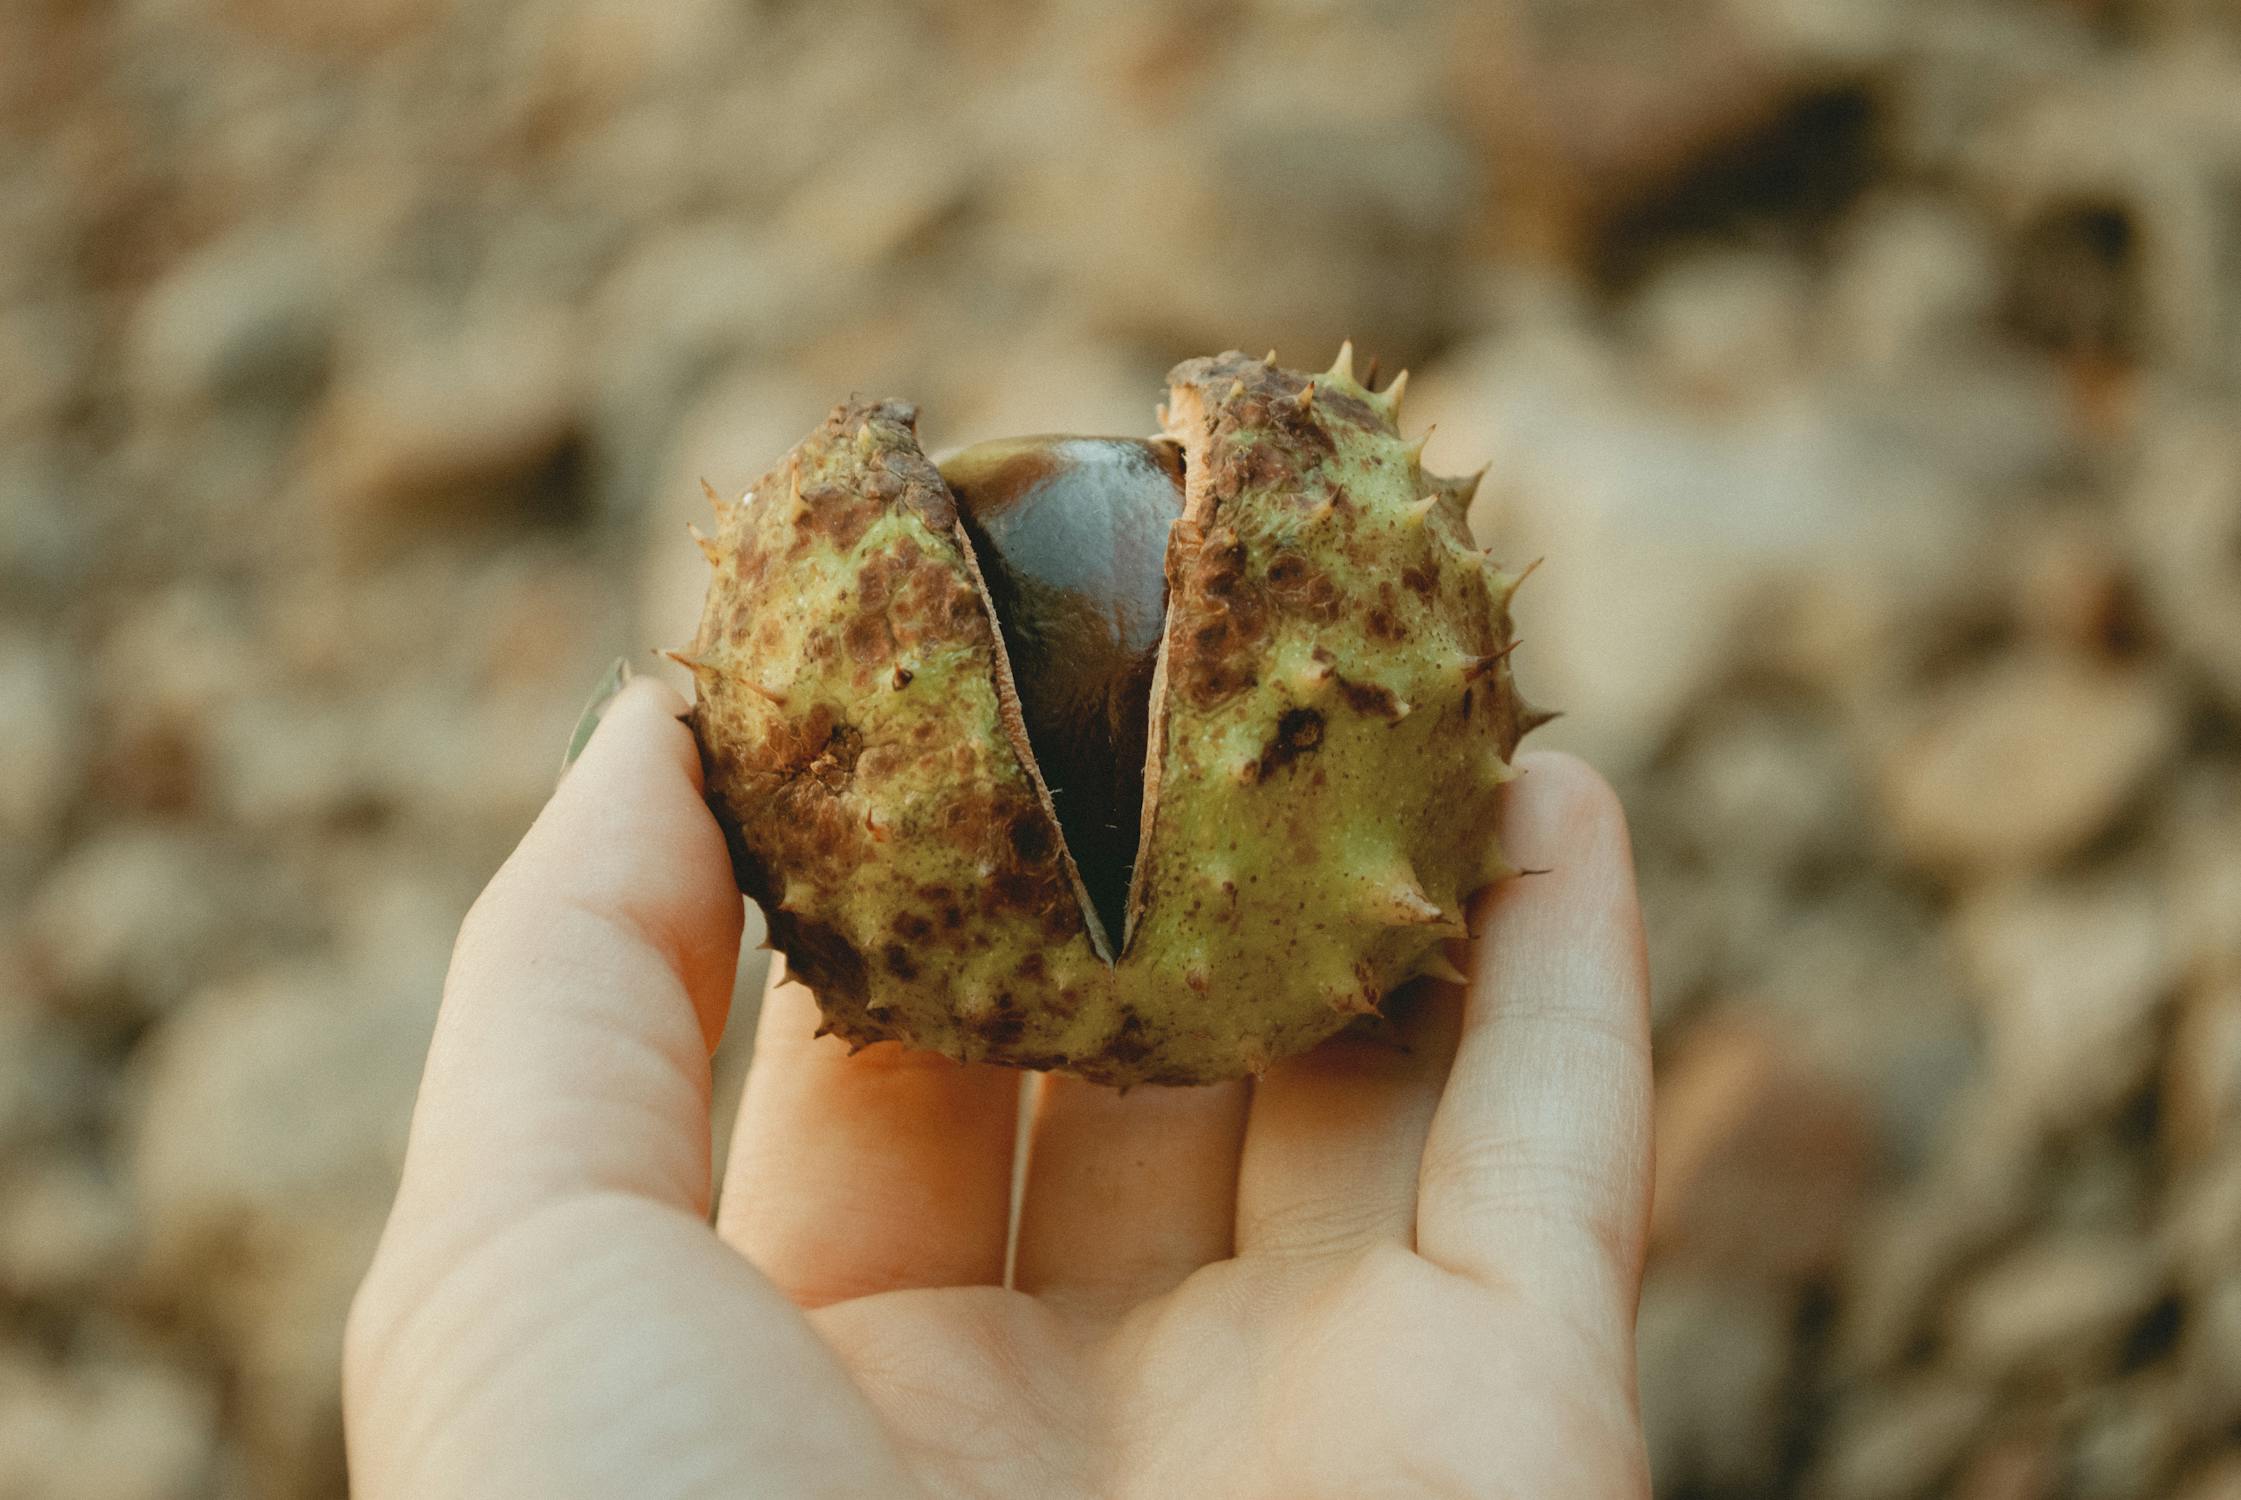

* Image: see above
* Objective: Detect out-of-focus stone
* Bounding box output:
[128,962,431,1499]
[1956,873,2179,1133]
[2170,782,2241,971]
[2069,1373,2192,1500]
[2175,1274,2241,1432]
[2173,1453,2241,1500]
[1879,650,2175,871]
[220,0,439,52]
[1637,1271,1793,1495]
[1946,1235,2165,1378]
[1630,251,1811,404]
[25,825,250,1025]
[2164,1152,2241,1294]
[0,1351,219,1500]
[943,336,1167,451]
[1826,195,2001,377]
[2008,510,2139,657]
[1952,1435,2057,1500]
[1417,318,1973,775]
[589,226,842,446]
[127,224,334,415]
[128,964,426,1263]
[2167,977,2241,1164]
[93,582,260,815]
[1969,74,2226,378]
[2124,413,2241,708]
[1038,109,1474,366]
[1635,862,1792,1027]
[314,308,583,542]
[0,295,92,438]
[0,955,102,1152]
[1841,1091,2038,1371]
[1659,701,1864,877]
[1742,888,1977,1173]
[775,116,984,272]
[1443,5,1838,275]
[0,632,77,848]
[0,1152,135,1302]
[0,451,94,602]
[1954,1434,2052,1497]
[1806,1378,1995,1500]
[1651,1018,1876,1284]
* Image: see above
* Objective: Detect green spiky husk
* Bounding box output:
[685,350,1540,1086]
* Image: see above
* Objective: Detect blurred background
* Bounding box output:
[3,0,2239,1494]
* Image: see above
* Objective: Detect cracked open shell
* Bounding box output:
[678,347,1549,1086]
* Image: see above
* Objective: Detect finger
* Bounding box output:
[717,964,1024,1307]
[1012,1076,1250,1309]
[395,676,746,1228]
[1233,976,1463,1261]
[1416,751,1652,1343]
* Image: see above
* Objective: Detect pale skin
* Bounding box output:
[344,676,1654,1499]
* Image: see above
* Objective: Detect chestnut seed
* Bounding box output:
[938,436,1185,939]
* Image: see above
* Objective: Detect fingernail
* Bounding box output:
[559,657,633,782]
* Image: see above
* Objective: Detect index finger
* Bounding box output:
[1415,751,1652,1345]
[392,675,747,1238]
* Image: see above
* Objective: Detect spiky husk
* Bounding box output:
[685,349,1540,1085]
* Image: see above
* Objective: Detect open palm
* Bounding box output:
[345,679,1652,1500]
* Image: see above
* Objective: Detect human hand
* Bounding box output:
[344,674,1653,1499]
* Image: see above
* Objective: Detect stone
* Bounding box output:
[0,1152,135,1302]
[1825,195,2000,377]
[0,631,77,848]
[0,1351,219,1500]
[91,582,259,816]
[1658,700,1864,878]
[2170,782,2241,972]
[1879,651,2175,871]
[1955,873,2180,1133]
[2008,509,2139,657]
[0,294,93,439]
[314,307,583,542]
[1651,1018,1876,1284]
[0,954,102,1152]
[1806,1378,1995,1500]
[126,224,334,414]
[2068,1374,2191,1500]
[1629,251,1812,404]
[24,825,249,1026]
[2164,1152,2241,1294]
[590,227,839,450]
[2173,1455,2241,1500]
[1740,889,1976,1174]
[1040,105,1474,369]
[1415,317,1974,775]
[1636,1271,1793,1494]
[1952,1436,2057,1500]
[2124,413,2241,707]
[1633,861,1792,1027]
[1946,1235,2166,1378]
[0,450,95,603]
[2167,977,2241,1164]
[128,964,427,1270]
[128,963,434,1495]
[1840,1091,2038,1372]
[2175,1274,2241,1432]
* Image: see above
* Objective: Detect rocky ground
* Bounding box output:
[4,0,2239,1495]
